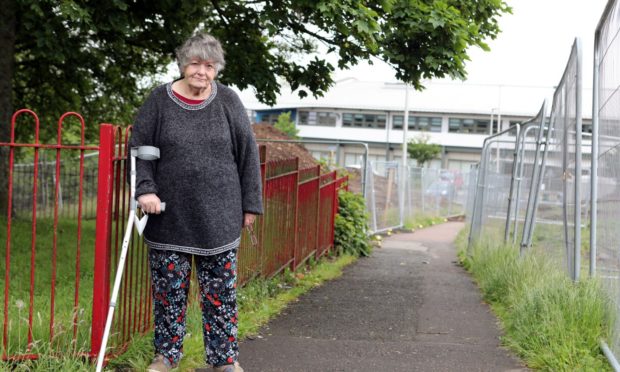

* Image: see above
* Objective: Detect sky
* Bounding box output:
[333,0,609,90]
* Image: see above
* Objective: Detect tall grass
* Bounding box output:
[458,229,612,371]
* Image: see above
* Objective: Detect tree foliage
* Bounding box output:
[407,135,442,167]
[2,0,510,143]
[0,0,510,213]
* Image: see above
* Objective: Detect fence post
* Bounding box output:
[292,157,300,269]
[330,171,338,250]
[504,124,521,243]
[90,124,115,358]
[315,166,322,260]
[258,145,266,277]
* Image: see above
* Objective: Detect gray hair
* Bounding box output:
[175,33,226,75]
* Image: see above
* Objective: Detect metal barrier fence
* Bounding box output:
[532,39,583,281]
[593,0,620,366]
[368,161,401,233]
[367,161,471,234]
[465,164,479,223]
[467,38,583,278]
[468,125,520,249]
[405,167,470,222]
[1,114,346,363]
[511,104,546,248]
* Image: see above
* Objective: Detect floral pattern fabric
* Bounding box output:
[149,248,239,367]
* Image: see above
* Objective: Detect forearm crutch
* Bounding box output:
[95,146,165,372]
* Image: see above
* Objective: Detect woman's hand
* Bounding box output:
[243,213,256,228]
[137,193,162,214]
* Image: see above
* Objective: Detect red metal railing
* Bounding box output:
[237,146,267,284]
[1,112,348,363]
[1,110,97,361]
[318,172,337,257]
[262,157,299,277]
[295,166,321,270]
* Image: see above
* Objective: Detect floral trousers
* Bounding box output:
[148,248,239,367]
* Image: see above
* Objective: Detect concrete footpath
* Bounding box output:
[238,222,528,371]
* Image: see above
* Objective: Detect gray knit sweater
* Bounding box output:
[129,81,263,256]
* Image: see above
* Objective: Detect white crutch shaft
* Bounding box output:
[95,212,136,372]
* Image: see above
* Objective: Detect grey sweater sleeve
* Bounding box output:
[222,87,264,215]
[128,88,160,198]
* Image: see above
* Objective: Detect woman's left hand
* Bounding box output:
[243,213,256,227]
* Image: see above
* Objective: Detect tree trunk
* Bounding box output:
[0,0,15,217]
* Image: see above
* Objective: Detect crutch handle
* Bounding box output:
[137,201,166,212]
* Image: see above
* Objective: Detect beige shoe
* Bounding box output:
[147,354,177,372]
[212,362,244,372]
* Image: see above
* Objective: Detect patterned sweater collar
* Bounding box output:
[165,81,218,110]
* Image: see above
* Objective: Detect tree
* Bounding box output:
[0,0,511,213]
[273,112,299,139]
[407,135,442,168]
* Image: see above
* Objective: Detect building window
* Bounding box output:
[298,111,337,127]
[318,112,337,126]
[260,113,281,124]
[448,118,489,134]
[342,113,386,129]
[393,115,442,132]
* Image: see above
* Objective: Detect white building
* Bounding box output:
[237,78,591,171]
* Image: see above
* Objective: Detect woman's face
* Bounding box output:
[183,58,217,90]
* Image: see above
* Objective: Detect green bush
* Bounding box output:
[334,191,371,256]
[274,111,299,139]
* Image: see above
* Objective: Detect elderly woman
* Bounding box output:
[129,33,262,372]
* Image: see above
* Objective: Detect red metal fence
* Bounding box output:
[1,113,348,363]
[1,110,97,360]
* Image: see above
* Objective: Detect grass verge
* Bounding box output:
[457,229,612,371]
[403,215,448,231]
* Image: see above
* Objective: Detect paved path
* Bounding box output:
[239,222,527,371]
